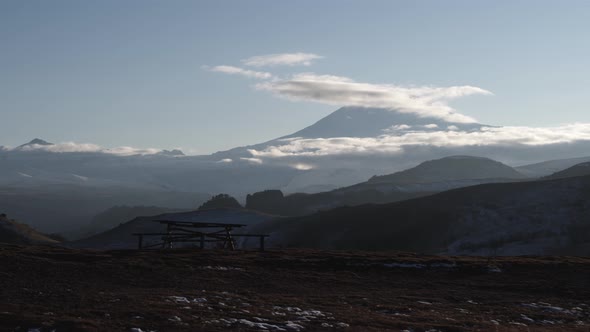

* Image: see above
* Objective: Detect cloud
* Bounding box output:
[207,65,273,79]
[240,157,263,164]
[103,146,163,156]
[242,52,323,67]
[255,73,491,123]
[248,123,590,158]
[290,163,314,170]
[12,142,166,156]
[382,124,412,133]
[217,158,233,163]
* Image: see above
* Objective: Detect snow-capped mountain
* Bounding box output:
[281,107,486,139]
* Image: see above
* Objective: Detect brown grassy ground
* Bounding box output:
[1,244,589,331]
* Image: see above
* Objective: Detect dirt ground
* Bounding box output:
[1,244,589,331]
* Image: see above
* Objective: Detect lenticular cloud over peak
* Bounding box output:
[255,73,491,124]
[208,53,492,124]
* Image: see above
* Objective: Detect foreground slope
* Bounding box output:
[255,176,590,255]
[0,214,58,245]
[1,246,589,332]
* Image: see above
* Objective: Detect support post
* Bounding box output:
[225,226,235,250]
[260,236,265,252]
[166,223,172,249]
[200,234,205,249]
[138,234,143,249]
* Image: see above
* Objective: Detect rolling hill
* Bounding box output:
[545,161,590,180]
[368,155,524,184]
[252,175,590,255]
[0,214,59,245]
[245,155,526,216]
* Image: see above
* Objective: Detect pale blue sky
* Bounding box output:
[2,1,590,154]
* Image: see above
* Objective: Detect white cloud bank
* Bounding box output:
[242,52,323,67]
[256,73,491,123]
[13,142,165,156]
[248,123,590,158]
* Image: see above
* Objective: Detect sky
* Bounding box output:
[2,0,590,154]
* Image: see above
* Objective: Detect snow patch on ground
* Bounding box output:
[199,265,244,271]
[166,292,348,330]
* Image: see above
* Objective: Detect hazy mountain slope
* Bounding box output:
[246,188,431,217]
[516,156,590,177]
[0,214,58,245]
[0,184,205,233]
[545,162,590,180]
[368,156,524,184]
[254,176,590,255]
[69,208,279,249]
[245,155,525,217]
[65,205,182,240]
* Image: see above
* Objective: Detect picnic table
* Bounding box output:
[132,220,269,251]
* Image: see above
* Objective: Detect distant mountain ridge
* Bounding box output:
[368,155,525,184]
[245,155,525,216]
[515,156,590,177]
[545,161,590,180]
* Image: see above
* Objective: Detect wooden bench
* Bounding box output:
[132,220,270,251]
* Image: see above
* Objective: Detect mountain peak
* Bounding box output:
[281,107,486,139]
[157,149,185,157]
[15,138,54,150]
[19,138,53,147]
[369,155,524,184]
